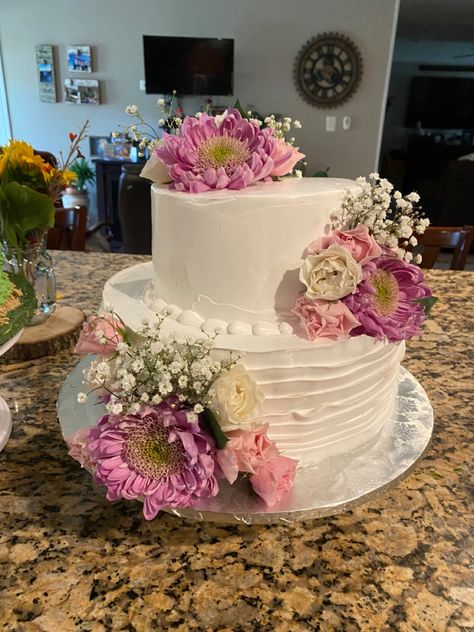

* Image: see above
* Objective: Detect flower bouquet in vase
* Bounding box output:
[0,122,89,325]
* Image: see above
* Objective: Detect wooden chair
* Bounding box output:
[416,225,474,270]
[47,206,88,251]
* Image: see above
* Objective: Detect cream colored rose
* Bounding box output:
[299,244,363,301]
[213,365,264,431]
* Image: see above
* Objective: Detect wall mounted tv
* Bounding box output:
[405,76,474,129]
[143,35,234,96]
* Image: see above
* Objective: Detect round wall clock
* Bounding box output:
[294,32,363,108]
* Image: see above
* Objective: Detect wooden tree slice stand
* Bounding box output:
[1,305,85,362]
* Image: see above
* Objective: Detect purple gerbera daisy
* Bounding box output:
[343,256,432,342]
[156,109,281,193]
[86,404,219,520]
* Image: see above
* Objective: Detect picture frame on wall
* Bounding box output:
[64,79,100,105]
[67,45,92,73]
[35,44,57,102]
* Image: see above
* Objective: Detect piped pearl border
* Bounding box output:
[143,291,293,337]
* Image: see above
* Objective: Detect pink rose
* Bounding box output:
[250,455,297,507]
[307,225,382,264]
[74,314,124,355]
[66,426,97,471]
[293,297,360,341]
[270,139,305,177]
[216,424,279,484]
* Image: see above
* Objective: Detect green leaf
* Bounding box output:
[202,408,229,449]
[0,273,37,346]
[417,296,438,316]
[313,167,330,177]
[233,99,248,119]
[0,182,55,247]
[429,470,443,479]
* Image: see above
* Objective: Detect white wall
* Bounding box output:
[1,0,398,218]
[381,38,474,157]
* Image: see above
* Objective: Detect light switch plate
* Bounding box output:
[139,80,146,91]
[325,116,336,132]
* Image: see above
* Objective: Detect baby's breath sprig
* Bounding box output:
[122,91,183,156]
[80,311,239,421]
[332,173,430,263]
[262,114,302,143]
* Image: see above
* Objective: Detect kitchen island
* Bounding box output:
[0,252,472,631]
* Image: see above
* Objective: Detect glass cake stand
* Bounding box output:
[0,329,23,452]
[57,358,434,524]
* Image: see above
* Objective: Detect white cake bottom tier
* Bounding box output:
[101,266,404,470]
[214,336,405,468]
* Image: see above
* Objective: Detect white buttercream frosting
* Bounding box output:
[150,178,359,328]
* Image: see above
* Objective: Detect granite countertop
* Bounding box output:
[0,251,472,631]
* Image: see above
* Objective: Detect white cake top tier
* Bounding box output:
[151,178,358,328]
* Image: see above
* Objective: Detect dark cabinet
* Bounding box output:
[94,159,146,241]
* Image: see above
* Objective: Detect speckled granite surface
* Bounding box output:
[0,252,472,631]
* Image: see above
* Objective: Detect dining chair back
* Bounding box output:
[47,206,88,251]
[34,149,58,168]
[417,225,474,270]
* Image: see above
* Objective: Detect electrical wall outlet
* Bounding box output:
[139,80,146,91]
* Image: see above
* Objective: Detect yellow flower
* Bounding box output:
[62,169,76,186]
[0,139,50,186]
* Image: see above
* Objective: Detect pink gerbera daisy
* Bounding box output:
[86,404,219,520]
[343,256,432,342]
[155,108,284,192]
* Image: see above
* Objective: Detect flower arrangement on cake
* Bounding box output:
[124,101,304,192]
[292,173,436,343]
[67,311,297,519]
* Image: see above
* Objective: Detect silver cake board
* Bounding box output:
[58,358,433,525]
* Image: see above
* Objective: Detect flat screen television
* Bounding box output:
[143,35,234,96]
[405,76,474,129]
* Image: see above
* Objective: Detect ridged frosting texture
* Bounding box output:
[217,336,405,467]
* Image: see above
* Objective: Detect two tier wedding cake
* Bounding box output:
[69,108,432,518]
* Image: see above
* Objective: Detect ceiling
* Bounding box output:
[398,0,474,41]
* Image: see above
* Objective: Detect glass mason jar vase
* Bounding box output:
[2,239,56,326]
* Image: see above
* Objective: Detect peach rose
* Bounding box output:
[66,427,96,471]
[293,297,360,341]
[270,139,305,177]
[250,455,298,507]
[308,225,382,264]
[216,424,279,484]
[74,314,124,355]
